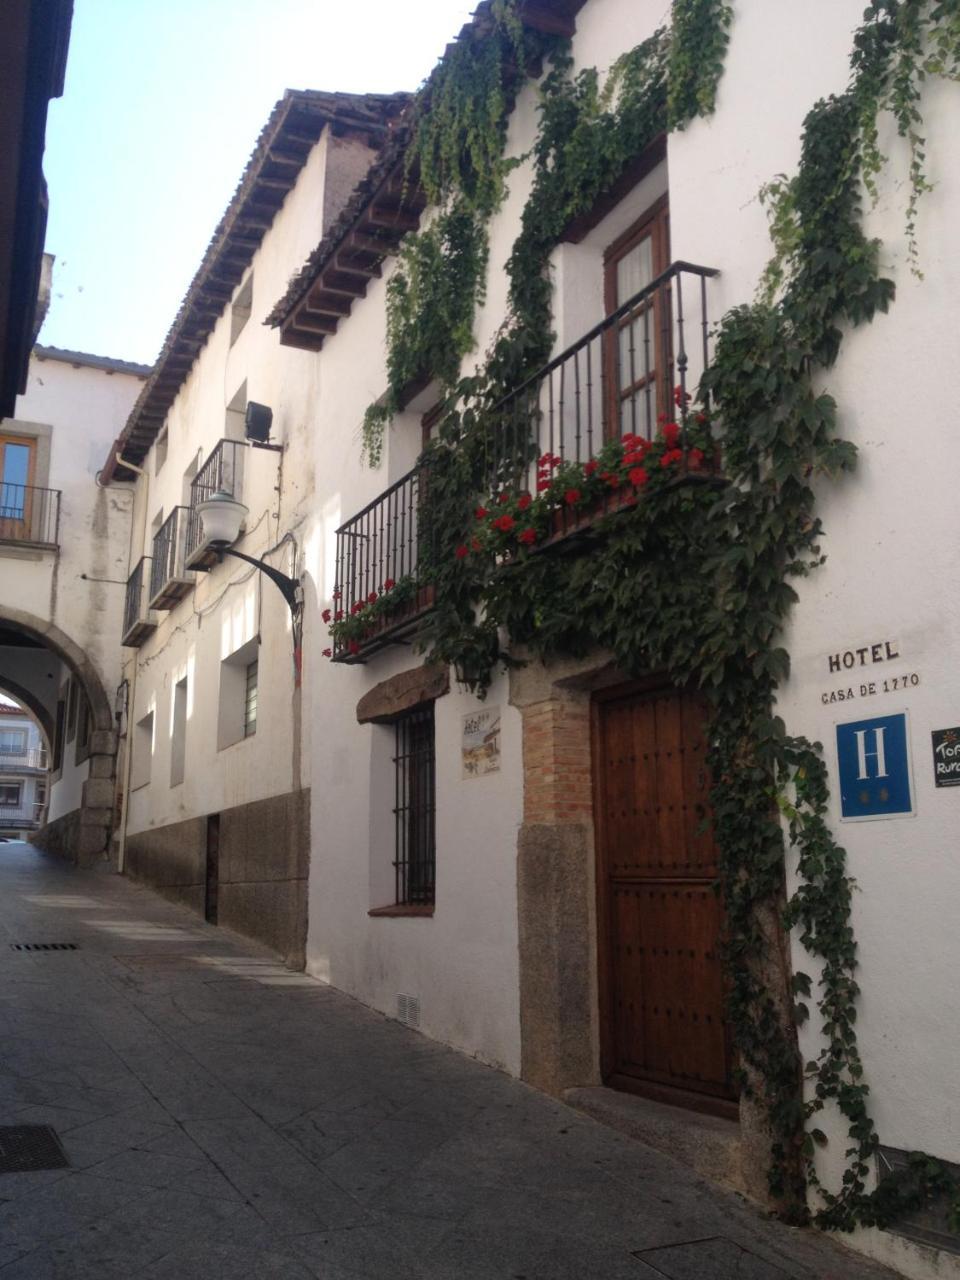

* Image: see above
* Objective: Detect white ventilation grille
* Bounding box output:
[397,993,420,1028]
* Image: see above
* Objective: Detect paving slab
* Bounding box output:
[0,841,903,1279]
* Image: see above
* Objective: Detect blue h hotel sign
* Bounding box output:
[836,712,914,820]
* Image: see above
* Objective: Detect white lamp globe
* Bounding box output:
[195,490,248,546]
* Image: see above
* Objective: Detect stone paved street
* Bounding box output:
[0,843,898,1279]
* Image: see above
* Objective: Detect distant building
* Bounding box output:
[0,700,48,837]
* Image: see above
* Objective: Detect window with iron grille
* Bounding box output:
[243,660,258,738]
[0,728,27,756]
[393,705,436,905]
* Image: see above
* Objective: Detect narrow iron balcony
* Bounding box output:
[0,748,47,772]
[121,557,158,647]
[0,483,61,548]
[149,506,193,609]
[332,466,436,663]
[186,439,246,570]
[482,261,720,543]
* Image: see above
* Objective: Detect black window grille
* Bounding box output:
[393,706,436,906]
[244,660,258,738]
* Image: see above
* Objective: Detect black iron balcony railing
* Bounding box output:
[149,506,193,609]
[122,557,157,647]
[482,261,719,505]
[332,465,437,662]
[0,483,61,547]
[186,439,246,569]
[330,264,718,662]
[0,803,44,828]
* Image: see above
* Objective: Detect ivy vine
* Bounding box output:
[347,0,960,1237]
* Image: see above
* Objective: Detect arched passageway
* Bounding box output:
[0,607,117,865]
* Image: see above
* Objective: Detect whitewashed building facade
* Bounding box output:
[102,3,960,1275]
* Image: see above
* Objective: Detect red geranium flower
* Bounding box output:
[660,448,684,467]
[536,479,551,493]
[629,467,649,487]
[322,648,332,658]
[335,611,343,622]
[348,640,360,655]
[367,591,378,604]
[498,492,511,505]
[517,493,532,510]
[662,422,681,448]
[673,384,690,407]
[351,601,363,615]
[657,413,668,425]
[695,412,708,425]
[518,528,536,545]
[475,506,488,520]
[383,578,395,591]
[564,489,581,506]
[688,448,705,470]
[584,460,598,476]
[455,544,469,559]
[494,514,515,532]
[332,590,341,601]
[321,608,331,623]
[601,471,621,489]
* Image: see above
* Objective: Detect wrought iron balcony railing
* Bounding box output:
[149,506,193,609]
[0,483,60,547]
[482,261,719,520]
[332,465,437,662]
[122,557,158,647]
[0,804,44,829]
[330,263,718,662]
[186,439,246,569]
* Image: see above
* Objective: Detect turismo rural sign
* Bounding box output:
[931,727,960,788]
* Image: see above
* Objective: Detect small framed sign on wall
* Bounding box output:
[462,707,501,779]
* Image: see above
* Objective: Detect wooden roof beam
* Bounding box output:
[292,310,339,335]
[280,325,324,352]
[306,287,353,317]
[317,267,370,298]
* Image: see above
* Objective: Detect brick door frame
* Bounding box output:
[510,650,793,1210]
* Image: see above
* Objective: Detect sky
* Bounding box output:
[38,0,476,366]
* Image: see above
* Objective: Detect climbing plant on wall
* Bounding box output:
[347,0,960,1232]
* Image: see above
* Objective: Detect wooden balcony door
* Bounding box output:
[603,197,670,441]
[0,435,36,540]
[593,682,737,1116]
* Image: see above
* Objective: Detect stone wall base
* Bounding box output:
[124,788,310,968]
[30,808,83,863]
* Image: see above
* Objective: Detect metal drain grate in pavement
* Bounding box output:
[634,1236,791,1278]
[0,1125,70,1172]
[9,942,79,951]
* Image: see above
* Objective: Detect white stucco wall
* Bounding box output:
[669,4,960,1275]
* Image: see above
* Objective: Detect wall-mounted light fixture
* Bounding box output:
[194,490,300,614]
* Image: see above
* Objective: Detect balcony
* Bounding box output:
[0,748,47,772]
[149,506,193,609]
[483,261,719,538]
[122,557,158,647]
[332,466,436,663]
[0,804,44,831]
[0,483,60,548]
[186,439,246,570]
[330,263,717,663]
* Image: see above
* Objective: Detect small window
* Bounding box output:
[0,727,27,756]
[170,677,187,787]
[131,710,154,790]
[75,696,92,767]
[225,380,248,441]
[52,699,65,774]
[392,706,436,906]
[243,660,258,738]
[230,274,253,346]
[0,781,23,807]
[66,680,78,742]
[155,429,168,475]
[217,636,259,751]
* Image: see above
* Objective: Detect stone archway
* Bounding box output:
[0,606,117,865]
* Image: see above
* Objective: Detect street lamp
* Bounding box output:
[194,490,301,614]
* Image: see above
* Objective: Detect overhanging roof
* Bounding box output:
[34,345,151,378]
[102,89,409,484]
[0,0,73,418]
[267,0,587,352]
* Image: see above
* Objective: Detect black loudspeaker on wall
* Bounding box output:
[245,401,273,443]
